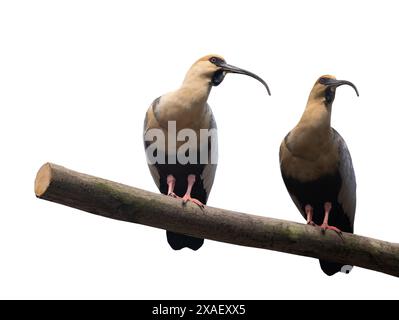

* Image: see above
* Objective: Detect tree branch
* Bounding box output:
[34,162,399,277]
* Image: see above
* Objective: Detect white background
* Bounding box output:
[1,0,398,299]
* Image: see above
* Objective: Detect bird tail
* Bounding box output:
[319,260,353,276]
[166,231,204,251]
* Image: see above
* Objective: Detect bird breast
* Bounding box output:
[145,100,213,154]
[280,129,340,182]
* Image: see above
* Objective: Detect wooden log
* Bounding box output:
[35,162,399,277]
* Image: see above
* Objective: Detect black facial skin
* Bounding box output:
[211,69,226,86]
[210,57,227,86]
[325,87,336,105]
[209,56,226,65]
[318,77,333,86]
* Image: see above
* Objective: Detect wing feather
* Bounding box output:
[199,105,218,200]
[333,129,356,228]
[143,97,162,189]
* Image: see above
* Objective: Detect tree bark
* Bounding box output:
[35,162,399,277]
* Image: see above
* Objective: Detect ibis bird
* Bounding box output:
[279,75,359,276]
[143,54,270,250]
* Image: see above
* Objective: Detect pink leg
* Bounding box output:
[167,175,179,198]
[305,204,316,226]
[321,202,342,235]
[182,174,204,208]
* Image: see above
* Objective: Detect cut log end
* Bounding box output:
[34,162,52,197]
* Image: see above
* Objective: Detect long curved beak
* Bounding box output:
[218,62,271,95]
[319,78,359,97]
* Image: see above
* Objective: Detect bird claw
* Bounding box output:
[321,224,343,237]
[182,196,205,209]
[168,192,180,199]
[307,221,316,226]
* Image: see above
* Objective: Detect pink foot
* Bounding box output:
[321,223,342,235]
[166,175,179,199]
[182,195,204,208]
[305,205,316,226]
[320,202,342,236]
[168,192,180,198]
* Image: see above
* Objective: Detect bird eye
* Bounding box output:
[210,57,217,64]
[319,77,328,85]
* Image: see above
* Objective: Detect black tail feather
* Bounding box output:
[319,259,345,276]
[166,231,204,251]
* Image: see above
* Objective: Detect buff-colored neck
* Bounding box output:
[299,92,332,130]
[286,93,333,158]
[154,67,211,129]
[179,64,212,107]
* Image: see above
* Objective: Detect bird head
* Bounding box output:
[184,54,271,95]
[311,75,359,107]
